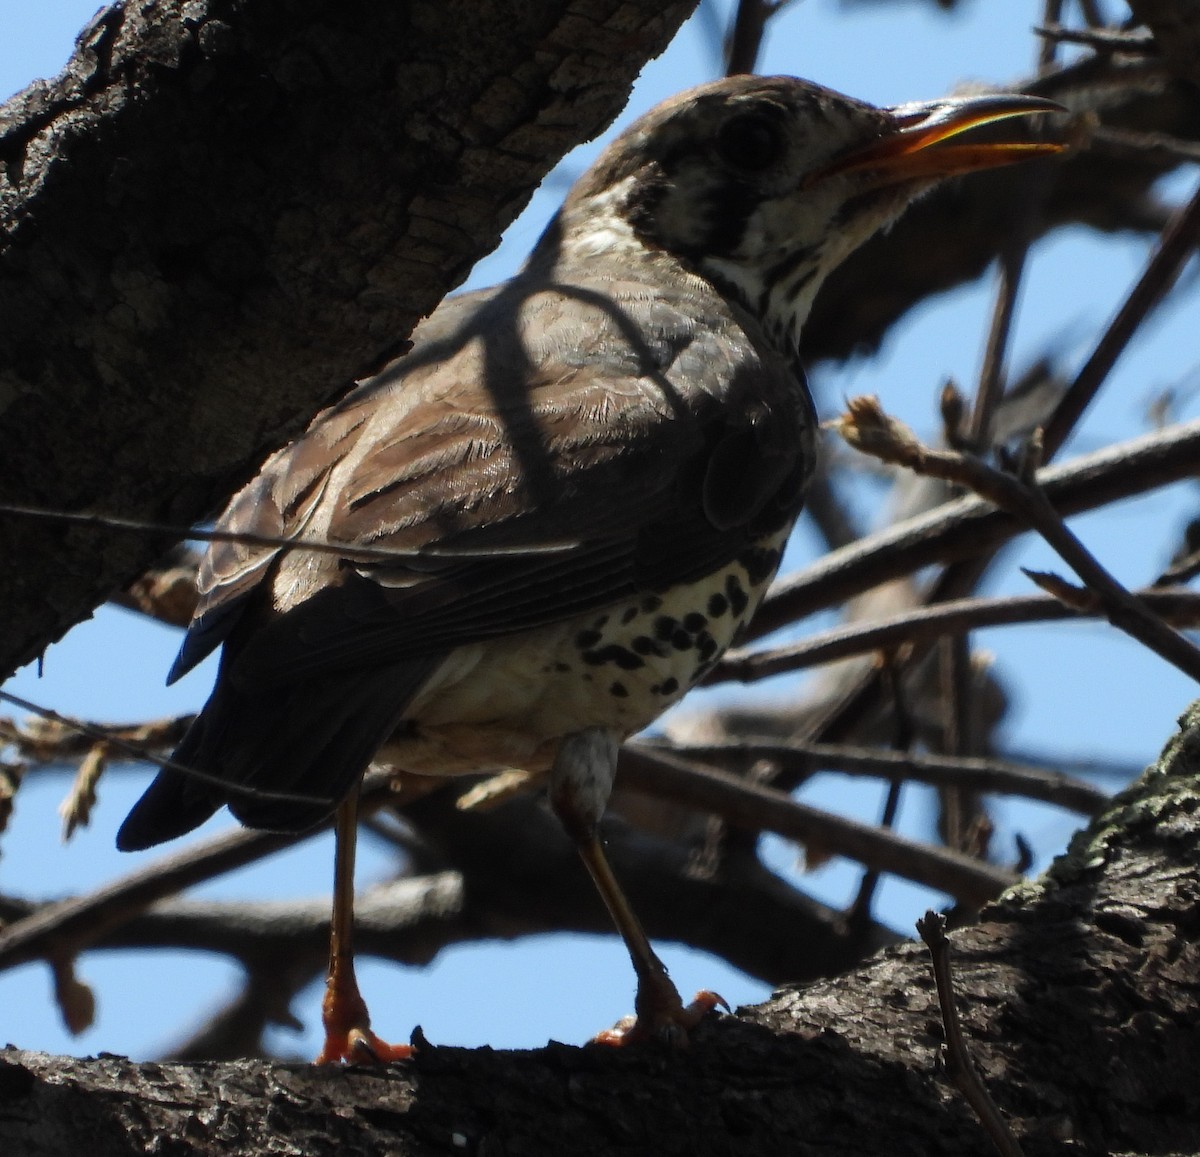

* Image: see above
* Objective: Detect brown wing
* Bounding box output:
[214,281,812,680]
[118,275,814,848]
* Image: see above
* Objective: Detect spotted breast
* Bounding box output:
[381,529,790,777]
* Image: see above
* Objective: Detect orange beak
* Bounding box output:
[815,92,1066,187]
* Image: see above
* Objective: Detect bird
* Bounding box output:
[116,74,1062,1063]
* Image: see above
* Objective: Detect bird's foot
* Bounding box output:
[592,988,727,1047]
[315,968,414,1064]
[316,1024,414,1065]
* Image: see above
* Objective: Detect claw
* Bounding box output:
[317,1024,414,1066]
[592,988,727,1047]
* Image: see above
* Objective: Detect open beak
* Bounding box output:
[816,92,1066,187]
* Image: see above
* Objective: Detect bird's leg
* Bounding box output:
[548,729,723,1046]
[315,788,413,1064]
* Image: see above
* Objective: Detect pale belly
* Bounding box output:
[378,530,788,776]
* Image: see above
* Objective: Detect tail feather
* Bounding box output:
[115,764,221,851]
[116,654,439,851]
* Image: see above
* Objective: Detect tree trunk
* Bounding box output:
[0,0,696,679]
[5,701,1199,1156]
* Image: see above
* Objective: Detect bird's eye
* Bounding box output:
[714,112,784,172]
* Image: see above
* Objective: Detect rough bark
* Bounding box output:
[0,0,696,679]
[4,701,1200,1156]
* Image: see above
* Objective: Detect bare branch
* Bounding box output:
[917,910,1025,1157]
[836,399,1200,683]
[641,738,1107,815]
[753,419,1200,638]
[1034,24,1157,54]
[620,747,1019,906]
[715,587,1200,683]
[1042,181,1200,458]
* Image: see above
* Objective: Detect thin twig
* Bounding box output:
[717,587,1200,683]
[1038,0,1065,72]
[1157,546,1200,587]
[836,399,1200,684]
[917,911,1025,1157]
[0,500,574,564]
[644,739,1107,815]
[970,8,1059,449]
[1042,181,1200,459]
[724,0,792,76]
[0,825,308,971]
[848,657,911,924]
[1089,125,1200,165]
[1076,0,1106,29]
[0,689,325,809]
[0,773,394,972]
[752,419,1200,639]
[938,632,985,856]
[620,747,1018,906]
[970,245,1027,449]
[0,713,192,762]
[1034,23,1156,52]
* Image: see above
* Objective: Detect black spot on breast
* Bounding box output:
[583,645,645,670]
[707,593,729,617]
[575,629,603,649]
[642,595,662,613]
[609,681,629,698]
[595,614,609,627]
[621,606,639,625]
[554,661,571,673]
[671,629,692,651]
[654,616,679,642]
[658,676,679,695]
[696,631,718,662]
[632,635,666,657]
[683,612,707,633]
[740,546,781,587]
[726,574,749,617]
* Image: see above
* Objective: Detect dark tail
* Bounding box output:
[116,654,438,852]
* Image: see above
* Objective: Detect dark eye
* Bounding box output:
[715,112,784,172]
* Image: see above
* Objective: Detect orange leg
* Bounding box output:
[548,729,725,1046]
[315,789,413,1064]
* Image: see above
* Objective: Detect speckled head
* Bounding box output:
[547,75,1062,355]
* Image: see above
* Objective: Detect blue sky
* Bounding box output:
[2,0,1197,1061]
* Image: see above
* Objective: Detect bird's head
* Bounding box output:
[549,75,1063,353]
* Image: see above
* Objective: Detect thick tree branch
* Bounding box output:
[5,701,1200,1154]
[0,0,697,679]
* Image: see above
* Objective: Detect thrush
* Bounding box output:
[116,75,1061,1061]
